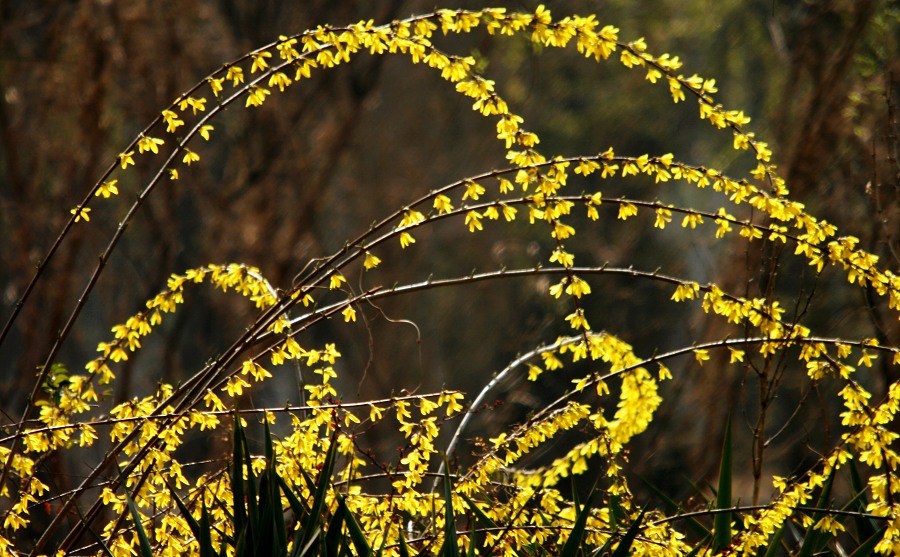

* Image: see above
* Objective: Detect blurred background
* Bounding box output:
[0,0,897,516]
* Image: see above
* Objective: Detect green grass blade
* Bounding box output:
[610,506,648,557]
[277,474,311,519]
[255,475,276,557]
[169,483,202,538]
[848,459,877,541]
[560,483,595,557]
[240,425,259,549]
[759,523,785,557]
[296,528,323,557]
[299,429,339,551]
[74,501,116,557]
[466,515,478,557]
[712,415,733,553]
[459,493,498,530]
[199,497,218,557]
[232,414,247,543]
[169,481,219,557]
[608,493,625,532]
[459,492,498,554]
[848,528,886,557]
[339,496,373,557]
[325,495,348,557]
[122,482,154,557]
[397,528,412,557]
[259,421,287,556]
[637,474,710,539]
[683,536,710,557]
[439,463,459,557]
[796,467,835,557]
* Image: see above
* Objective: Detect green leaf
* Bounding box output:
[637,474,709,539]
[466,514,477,557]
[199,498,218,557]
[848,528,886,557]
[848,459,877,541]
[438,463,459,557]
[256,421,287,557]
[298,429,340,552]
[241,424,259,549]
[712,415,733,553]
[169,482,218,557]
[397,528,412,557]
[232,414,247,544]
[459,491,498,554]
[759,523,785,557]
[560,482,595,557]
[277,474,311,520]
[325,495,348,557]
[73,500,116,557]
[340,495,373,557]
[121,478,154,557]
[608,493,626,532]
[460,493,498,530]
[796,467,835,557]
[610,506,648,557]
[684,536,710,557]
[169,483,203,540]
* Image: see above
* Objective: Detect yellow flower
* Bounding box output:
[399,231,415,248]
[363,251,381,270]
[245,86,271,107]
[137,136,164,154]
[549,249,574,267]
[224,376,250,397]
[277,36,299,61]
[654,208,672,229]
[465,210,483,232]
[565,309,590,330]
[118,151,135,169]
[199,125,214,140]
[501,204,517,221]
[182,149,200,165]
[617,203,638,220]
[575,160,600,175]
[549,281,565,298]
[368,404,384,422]
[251,51,272,73]
[178,96,206,114]
[694,349,710,364]
[482,205,499,220]
[552,221,575,239]
[208,77,225,97]
[433,194,453,214]
[682,213,704,229]
[70,206,91,222]
[161,109,184,133]
[565,276,591,298]
[226,65,244,86]
[671,282,700,301]
[463,180,486,200]
[95,179,119,198]
[342,306,357,322]
[400,209,425,228]
[329,274,346,289]
[268,72,292,92]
